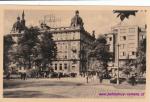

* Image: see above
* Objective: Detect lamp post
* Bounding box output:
[86,51,89,75]
[117,44,120,85]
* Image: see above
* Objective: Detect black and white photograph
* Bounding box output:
[3,7,146,98]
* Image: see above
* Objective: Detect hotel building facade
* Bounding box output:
[6,10,95,75]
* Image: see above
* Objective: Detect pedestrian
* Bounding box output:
[86,75,89,83]
[20,72,23,80]
[58,72,61,79]
[99,73,103,83]
[23,72,27,80]
[6,70,11,80]
[130,74,136,86]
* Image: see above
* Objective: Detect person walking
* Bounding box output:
[86,74,89,83]
[6,70,11,80]
[130,74,136,86]
[20,72,23,80]
[58,72,61,79]
[23,72,27,80]
[99,73,103,83]
[21,68,27,80]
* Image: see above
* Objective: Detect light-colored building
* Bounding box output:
[104,33,116,70]
[40,10,95,75]
[104,25,146,78]
[6,10,95,75]
[105,25,146,68]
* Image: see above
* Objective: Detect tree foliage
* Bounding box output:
[17,27,40,69]
[113,10,138,21]
[38,31,57,70]
[4,35,15,72]
[15,27,57,72]
[89,35,112,73]
[136,38,146,75]
[122,55,133,77]
[122,38,146,77]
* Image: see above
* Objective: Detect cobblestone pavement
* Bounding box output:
[3,77,145,98]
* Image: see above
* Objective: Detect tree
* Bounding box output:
[123,38,146,77]
[122,55,133,78]
[89,35,112,74]
[136,38,146,76]
[16,26,40,69]
[38,31,57,71]
[3,35,15,72]
[113,10,138,21]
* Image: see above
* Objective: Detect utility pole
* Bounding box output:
[117,44,120,85]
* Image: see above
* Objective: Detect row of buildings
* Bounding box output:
[6,10,146,76]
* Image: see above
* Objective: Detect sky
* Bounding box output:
[4,9,146,37]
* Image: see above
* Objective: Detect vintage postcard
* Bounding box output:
[0,5,149,102]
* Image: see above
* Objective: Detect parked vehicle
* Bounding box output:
[70,73,77,77]
[50,72,58,78]
[110,77,126,84]
[128,77,146,84]
[102,74,111,79]
[136,77,146,84]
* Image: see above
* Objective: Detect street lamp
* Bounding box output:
[117,44,120,85]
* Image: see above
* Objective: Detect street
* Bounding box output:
[3,77,145,98]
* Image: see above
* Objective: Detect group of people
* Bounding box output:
[83,72,102,83]
[5,68,138,86]
[84,71,138,86]
[5,70,27,80]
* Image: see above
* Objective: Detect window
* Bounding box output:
[129,28,135,33]
[132,51,135,55]
[55,64,57,70]
[113,29,118,33]
[120,44,126,49]
[142,35,145,39]
[60,35,63,40]
[73,34,75,40]
[120,36,126,41]
[123,52,126,56]
[109,37,112,41]
[120,52,126,56]
[128,43,135,48]
[59,64,62,70]
[123,36,126,40]
[128,35,136,40]
[64,55,67,59]
[120,28,126,33]
[72,66,75,70]
[64,63,67,69]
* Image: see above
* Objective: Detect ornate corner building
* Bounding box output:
[6,10,95,75]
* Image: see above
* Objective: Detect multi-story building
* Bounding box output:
[104,25,146,78]
[104,33,116,70]
[105,25,146,68]
[6,10,95,75]
[40,10,95,75]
